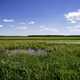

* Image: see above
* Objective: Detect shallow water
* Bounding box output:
[0,48,48,56]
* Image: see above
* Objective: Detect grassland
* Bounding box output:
[0,36,80,80]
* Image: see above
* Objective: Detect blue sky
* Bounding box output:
[0,0,80,35]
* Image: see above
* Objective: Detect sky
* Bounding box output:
[0,0,80,35]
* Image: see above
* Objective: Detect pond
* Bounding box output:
[0,48,48,56]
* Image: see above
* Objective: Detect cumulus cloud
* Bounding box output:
[28,21,35,24]
[64,9,80,23]
[0,25,3,28]
[3,19,14,22]
[40,25,58,32]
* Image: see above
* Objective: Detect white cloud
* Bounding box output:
[3,19,14,22]
[64,9,80,23]
[16,26,27,30]
[28,21,35,24]
[19,22,26,25]
[68,28,80,32]
[40,25,46,28]
[66,24,80,32]
[0,25,3,28]
[40,25,58,32]
[10,25,15,27]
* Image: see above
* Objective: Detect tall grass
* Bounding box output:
[0,39,80,80]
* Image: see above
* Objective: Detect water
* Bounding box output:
[0,48,47,56]
[27,48,47,55]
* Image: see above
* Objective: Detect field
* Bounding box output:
[0,36,80,80]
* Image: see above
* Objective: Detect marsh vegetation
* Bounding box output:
[0,36,80,80]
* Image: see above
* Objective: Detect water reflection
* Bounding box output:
[0,48,48,56]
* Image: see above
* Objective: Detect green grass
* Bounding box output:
[0,36,80,80]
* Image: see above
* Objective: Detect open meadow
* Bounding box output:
[0,36,80,80]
